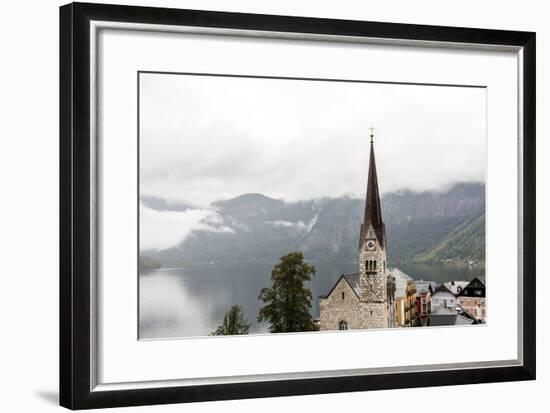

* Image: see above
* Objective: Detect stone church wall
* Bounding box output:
[319,279,363,330]
[319,279,393,330]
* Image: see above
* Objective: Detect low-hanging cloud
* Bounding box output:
[140,204,233,251]
[139,73,486,207]
[266,214,319,233]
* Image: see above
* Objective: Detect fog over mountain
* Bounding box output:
[140,74,486,207]
[141,182,485,268]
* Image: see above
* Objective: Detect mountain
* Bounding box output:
[413,211,485,265]
[144,183,485,267]
[382,183,485,264]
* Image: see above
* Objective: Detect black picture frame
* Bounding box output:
[60,2,536,410]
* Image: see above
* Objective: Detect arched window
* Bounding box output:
[374,260,377,270]
[338,320,348,331]
[341,291,345,300]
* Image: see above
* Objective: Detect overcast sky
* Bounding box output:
[139,72,486,208]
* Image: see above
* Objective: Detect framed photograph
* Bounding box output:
[60,2,536,409]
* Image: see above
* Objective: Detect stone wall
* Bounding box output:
[319,278,393,330]
[319,278,363,330]
[358,225,387,303]
[363,302,391,329]
[320,225,395,331]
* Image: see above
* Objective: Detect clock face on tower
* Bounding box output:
[366,240,375,250]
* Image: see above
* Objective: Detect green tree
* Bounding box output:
[139,255,161,271]
[211,305,250,336]
[258,252,317,333]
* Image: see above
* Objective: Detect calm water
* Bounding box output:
[139,261,485,339]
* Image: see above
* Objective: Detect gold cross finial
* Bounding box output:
[369,126,375,144]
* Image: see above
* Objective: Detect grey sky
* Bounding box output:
[140,72,486,208]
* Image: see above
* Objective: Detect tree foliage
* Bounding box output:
[139,255,161,271]
[211,305,250,336]
[258,252,317,333]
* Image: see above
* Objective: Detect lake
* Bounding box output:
[139,261,485,339]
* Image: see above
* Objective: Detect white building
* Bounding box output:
[431,284,458,311]
[443,280,469,296]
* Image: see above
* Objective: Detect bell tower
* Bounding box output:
[358,128,390,327]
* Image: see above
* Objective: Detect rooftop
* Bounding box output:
[457,277,486,298]
[343,272,361,297]
[432,283,455,296]
[428,306,476,326]
[415,280,438,296]
[389,268,414,298]
[319,272,361,299]
[443,280,470,296]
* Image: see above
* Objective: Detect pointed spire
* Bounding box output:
[360,128,385,249]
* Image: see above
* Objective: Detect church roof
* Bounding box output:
[319,272,361,299]
[343,273,361,297]
[359,139,385,249]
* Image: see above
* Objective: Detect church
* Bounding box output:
[319,130,396,330]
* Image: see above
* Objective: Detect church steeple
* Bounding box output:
[359,128,385,249]
[319,128,395,330]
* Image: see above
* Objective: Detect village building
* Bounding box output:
[457,277,486,322]
[414,280,435,323]
[415,280,438,293]
[444,280,470,296]
[391,268,417,327]
[431,284,458,312]
[319,130,396,330]
[427,306,477,327]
